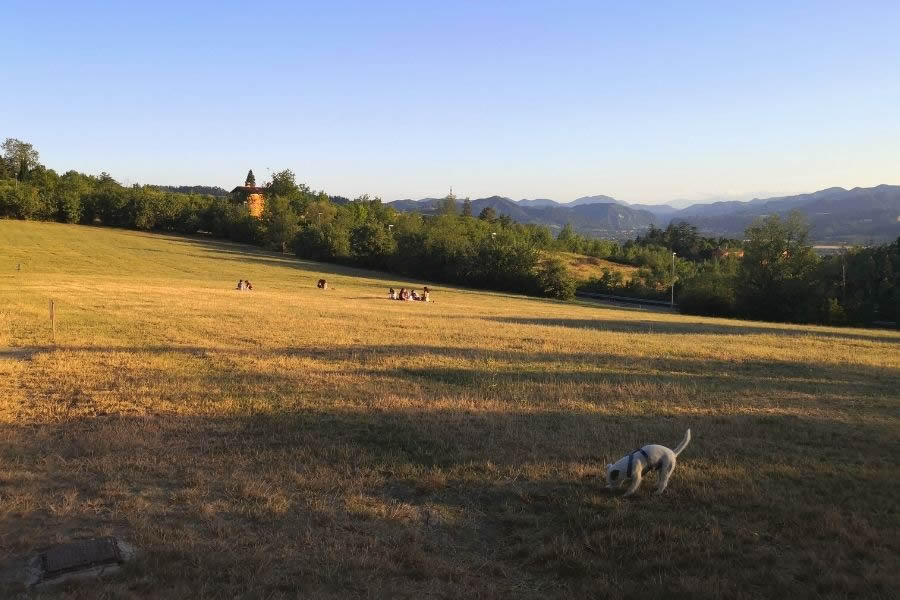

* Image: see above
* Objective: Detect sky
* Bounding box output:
[2,1,899,205]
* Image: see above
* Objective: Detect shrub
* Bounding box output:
[535,258,576,300]
[678,276,736,316]
[822,298,848,325]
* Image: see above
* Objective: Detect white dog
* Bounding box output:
[605,429,691,496]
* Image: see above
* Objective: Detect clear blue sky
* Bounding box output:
[2,1,898,204]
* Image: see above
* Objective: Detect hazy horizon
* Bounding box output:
[3,2,898,205]
[386,187,887,208]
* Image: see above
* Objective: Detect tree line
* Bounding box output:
[1,137,897,326]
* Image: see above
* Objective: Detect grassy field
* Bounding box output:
[553,251,638,284]
[1,220,899,599]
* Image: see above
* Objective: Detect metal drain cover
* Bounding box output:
[23,537,138,587]
[41,537,122,577]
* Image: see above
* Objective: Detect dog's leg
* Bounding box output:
[655,460,676,495]
[623,471,643,496]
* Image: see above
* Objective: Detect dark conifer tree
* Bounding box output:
[478,206,496,222]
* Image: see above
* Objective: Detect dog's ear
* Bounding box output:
[609,469,620,481]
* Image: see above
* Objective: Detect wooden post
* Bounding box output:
[49,299,56,341]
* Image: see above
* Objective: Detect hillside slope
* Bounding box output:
[1,221,898,599]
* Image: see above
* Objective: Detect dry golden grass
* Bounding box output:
[553,251,638,283]
[1,221,899,599]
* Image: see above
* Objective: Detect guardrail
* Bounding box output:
[576,291,677,309]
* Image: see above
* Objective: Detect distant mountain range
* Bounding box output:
[388,185,900,243]
[390,195,659,238]
[675,185,900,243]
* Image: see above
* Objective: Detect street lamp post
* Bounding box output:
[842,255,847,303]
[671,252,676,308]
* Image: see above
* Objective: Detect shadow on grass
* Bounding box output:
[482,316,900,344]
[1,405,898,598]
[6,343,897,400]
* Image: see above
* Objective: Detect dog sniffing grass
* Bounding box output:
[606,429,691,496]
[1,221,899,599]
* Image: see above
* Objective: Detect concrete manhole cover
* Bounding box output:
[22,537,138,587]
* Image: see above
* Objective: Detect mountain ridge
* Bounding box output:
[386,185,900,243]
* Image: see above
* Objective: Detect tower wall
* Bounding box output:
[247,193,265,218]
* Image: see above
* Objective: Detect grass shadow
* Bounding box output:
[483,316,900,344]
[2,406,898,598]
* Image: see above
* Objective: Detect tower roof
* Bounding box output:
[230,186,266,194]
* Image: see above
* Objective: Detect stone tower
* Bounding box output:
[230,170,266,218]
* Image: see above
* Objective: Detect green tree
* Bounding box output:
[98,172,118,185]
[478,206,496,222]
[262,195,299,250]
[294,222,350,260]
[439,193,457,216]
[557,222,583,252]
[535,257,576,300]
[678,259,738,316]
[0,181,42,218]
[267,169,298,198]
[462,198,473,217]
[53,171,91,223]
[245,169,256,187]
[822,238,900,325]
[132,189,160,230]
[302,199,337,227]
[350,222,396,269]
[736,212,819,322]
[2,138,40,179]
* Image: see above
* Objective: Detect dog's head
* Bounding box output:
[605,463,621,487]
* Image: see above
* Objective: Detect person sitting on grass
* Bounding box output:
[422,286,430,302]
[317,279,328,289]
[236,279,245,291]
[389,287,396,300]
[411,290,420,301]
[398,288,408,301]
[245,280,253,291]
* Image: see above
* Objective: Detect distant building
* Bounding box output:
[712,247,745,259]
[230,172,266,217]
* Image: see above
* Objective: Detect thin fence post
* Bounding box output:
[50,299,56,341]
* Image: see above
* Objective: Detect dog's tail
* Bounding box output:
[673,429,691,456]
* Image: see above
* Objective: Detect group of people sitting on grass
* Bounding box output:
[236,279,253,291]
[389,286,430,302]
